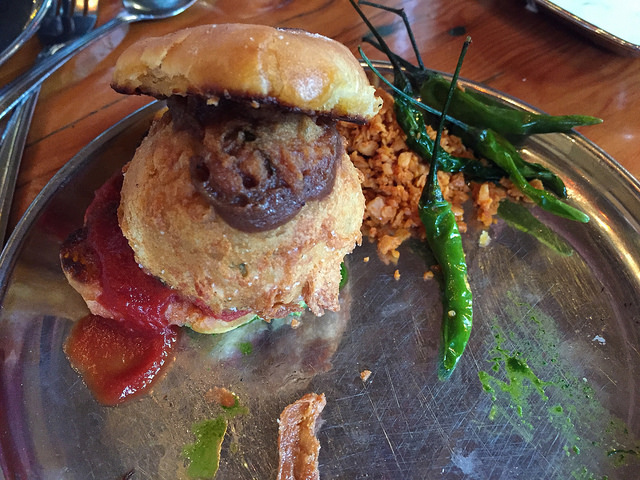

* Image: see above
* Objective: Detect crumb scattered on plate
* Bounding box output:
[479,230,491,247]
[277,393,326,480]
[205,386,237,408]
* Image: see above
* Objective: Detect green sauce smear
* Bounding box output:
[478,292,639,478]
[237,342,253,356]
[479,324,551,436]
[183,393,247,478]
[183,417,228,479]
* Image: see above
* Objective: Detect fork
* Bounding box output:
[0,0,98,244]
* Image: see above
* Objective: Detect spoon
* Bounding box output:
[0,0,198,121]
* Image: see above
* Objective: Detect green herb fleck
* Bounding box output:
[339,262,348,290]
[238,342,253,356]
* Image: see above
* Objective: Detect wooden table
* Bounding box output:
[1,0,639,236]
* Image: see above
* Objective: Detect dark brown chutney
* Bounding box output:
[167,96,342,232]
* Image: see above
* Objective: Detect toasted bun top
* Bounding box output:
[111,23,382,122]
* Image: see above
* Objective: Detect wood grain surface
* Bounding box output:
[1,0,639,236]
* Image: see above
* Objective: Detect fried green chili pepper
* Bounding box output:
[420,74,602,136]
[436,113,568,197]
[497,200,573,256]
[468,127,589,223]
[393,91,504,182]
[417,38,474,379]
[363,54,570,199]
[419,108,568,198]
[352,0,473,378]
[365,65,582,211]
[419,188,473,377]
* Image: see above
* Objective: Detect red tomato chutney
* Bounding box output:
[62,172,244,404]
[64,315,178,405]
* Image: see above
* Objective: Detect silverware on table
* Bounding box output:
[0,0,53,68]
[0,0,98,244]
[0,0,198,122]
[0,0,198,245]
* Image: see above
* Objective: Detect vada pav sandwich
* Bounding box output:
[60,23,381,334]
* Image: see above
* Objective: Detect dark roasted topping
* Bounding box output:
[168,97,342,232]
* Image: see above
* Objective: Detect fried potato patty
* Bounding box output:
[118,109,365,319]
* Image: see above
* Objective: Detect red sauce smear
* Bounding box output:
[86,172,183,331]
[64,172,246,404]
[64,315,178,405]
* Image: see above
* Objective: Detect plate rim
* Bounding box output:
[533,0,640,56]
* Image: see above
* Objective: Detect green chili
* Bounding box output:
[352,1,474,378]
[394,93,504,181]
[417,37,474,378]
[420,74,602,136]
[419,188,473,377]
[497,200,574,256]
[394,92,504,182]
[436,114,568,198]
[469,127,589,223]
[363,55,570,199]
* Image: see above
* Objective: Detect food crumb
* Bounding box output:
[205,386,237,408]
[423,270,434,280]
[277,393,326,480]
[393,269,400,281]
[290,318,301,329]
[360,370,372,382]
[363,256,370,263]
[478,230,491,247]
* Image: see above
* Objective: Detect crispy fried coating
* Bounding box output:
[59,174,258,334]
[277,393,326,480]
[118,109,364,319]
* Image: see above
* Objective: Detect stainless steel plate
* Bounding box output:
[1,63,639,479]
[0,0,51,67]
